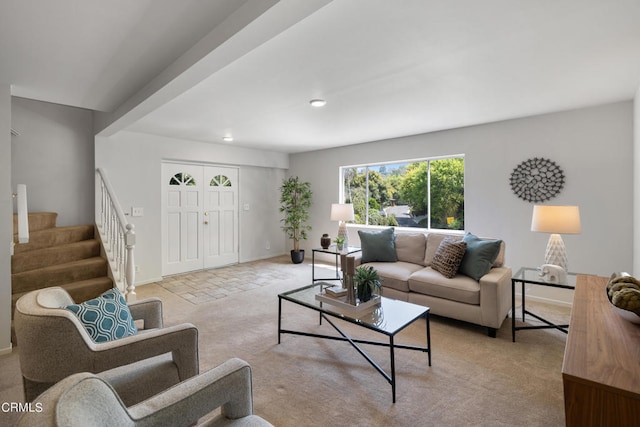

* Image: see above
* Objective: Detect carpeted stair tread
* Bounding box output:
[13,225,95,254]
[11,257,108,295]
[11,239,100,274]
[13,212,57,234]
[61,277,115,304]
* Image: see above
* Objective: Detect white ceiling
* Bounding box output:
[3,0,640,153]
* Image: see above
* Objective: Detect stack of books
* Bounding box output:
[324,286,348,297]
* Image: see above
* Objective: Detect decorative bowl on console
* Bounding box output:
[606,273,640,324]
[611,305,640,324]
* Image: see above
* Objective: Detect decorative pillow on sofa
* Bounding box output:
[459,232,503,281]
[431,237,467,278]
[358,228,398,263]
[395,233,427,265]
[66,288,137,343]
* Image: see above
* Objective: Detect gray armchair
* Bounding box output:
[14,287,199,405]
[17,358,273,427]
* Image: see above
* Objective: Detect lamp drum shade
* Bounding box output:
[331,203,355,221]
[531,205,581,234]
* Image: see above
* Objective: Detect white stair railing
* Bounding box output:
[14,184,29,244]
[95,168,136,301]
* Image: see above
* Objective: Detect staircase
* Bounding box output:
[11,212,114,318]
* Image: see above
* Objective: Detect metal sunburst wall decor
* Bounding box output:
[509,157,565,203]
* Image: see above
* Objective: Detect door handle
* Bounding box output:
[204,221,209,225]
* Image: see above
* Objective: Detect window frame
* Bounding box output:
[339,154,465,231]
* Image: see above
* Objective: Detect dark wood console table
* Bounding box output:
[562,274,640,426]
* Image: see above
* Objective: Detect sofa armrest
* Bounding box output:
[128,358,272,425]
[128,297,163,329]
[478,267,513,329]
[92,323,199,381]
[352,252,363,267]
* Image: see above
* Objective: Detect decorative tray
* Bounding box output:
[315,292,381,313]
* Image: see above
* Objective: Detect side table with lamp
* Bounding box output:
[312,203,360,283]
[512,205,582,341]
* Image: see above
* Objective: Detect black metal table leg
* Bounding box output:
[390,335,396,403]
[426,312,432,366]
[521,281,526,322]
[278,296,282,344]
[511,279,516,342]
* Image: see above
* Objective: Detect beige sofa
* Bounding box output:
[354,231,512,337]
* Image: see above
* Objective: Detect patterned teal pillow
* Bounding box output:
[66,288,137,342]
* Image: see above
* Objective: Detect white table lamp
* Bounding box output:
[331,203,354,249]
[531,205,581,271]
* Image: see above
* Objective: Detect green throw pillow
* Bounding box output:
[66,288,137,343]
[459,232,502,281]
[358,228,397,263]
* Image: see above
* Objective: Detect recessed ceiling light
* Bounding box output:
[309,99,327,108]
[223,136,234,142]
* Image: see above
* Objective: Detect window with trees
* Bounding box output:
[341,156,464,230]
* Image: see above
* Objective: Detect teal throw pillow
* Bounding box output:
[459,232,502,281]
[358,228,398,263]
[66,288,137,342]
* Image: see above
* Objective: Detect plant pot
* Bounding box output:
[357,285,372,302]
[290,249,305,264]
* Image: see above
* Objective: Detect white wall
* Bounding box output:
[289,102,633,302]
[95,131,288,284]
[11,97,95,226]
[0,85,12,354]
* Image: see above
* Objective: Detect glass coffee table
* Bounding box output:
[278,283,431,403]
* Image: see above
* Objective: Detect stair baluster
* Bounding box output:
[95,168,136,301]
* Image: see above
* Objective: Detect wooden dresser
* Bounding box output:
[562,275,640,426]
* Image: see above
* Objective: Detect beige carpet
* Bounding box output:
[0,256,569,426]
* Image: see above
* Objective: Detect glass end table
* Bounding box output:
[312,245,361,282]
[511,267,579,342]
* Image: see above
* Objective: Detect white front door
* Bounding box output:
[162,163,239,276]
[203,166,239,269]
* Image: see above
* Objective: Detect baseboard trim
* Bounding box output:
[240,253,288,263]
[0,343,13,355]
[514,292,572,307]
[134,277,163,286]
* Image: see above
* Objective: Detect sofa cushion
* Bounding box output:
[431,238,467,279]
[459,232,503,281]
[409,268,481,305]
[358,228,397,263]
[395,233,427,266]
[361,261,423,292]
[65,288,137,343]
[424,233,462,266]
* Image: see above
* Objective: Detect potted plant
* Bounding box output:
[354,265,382,302]
[333,236,346,251]
[279,176,313,264]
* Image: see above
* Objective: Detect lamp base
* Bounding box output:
[338,222,349,249]
[545,234,567,271]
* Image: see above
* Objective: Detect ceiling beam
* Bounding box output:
[95,0,333,137]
